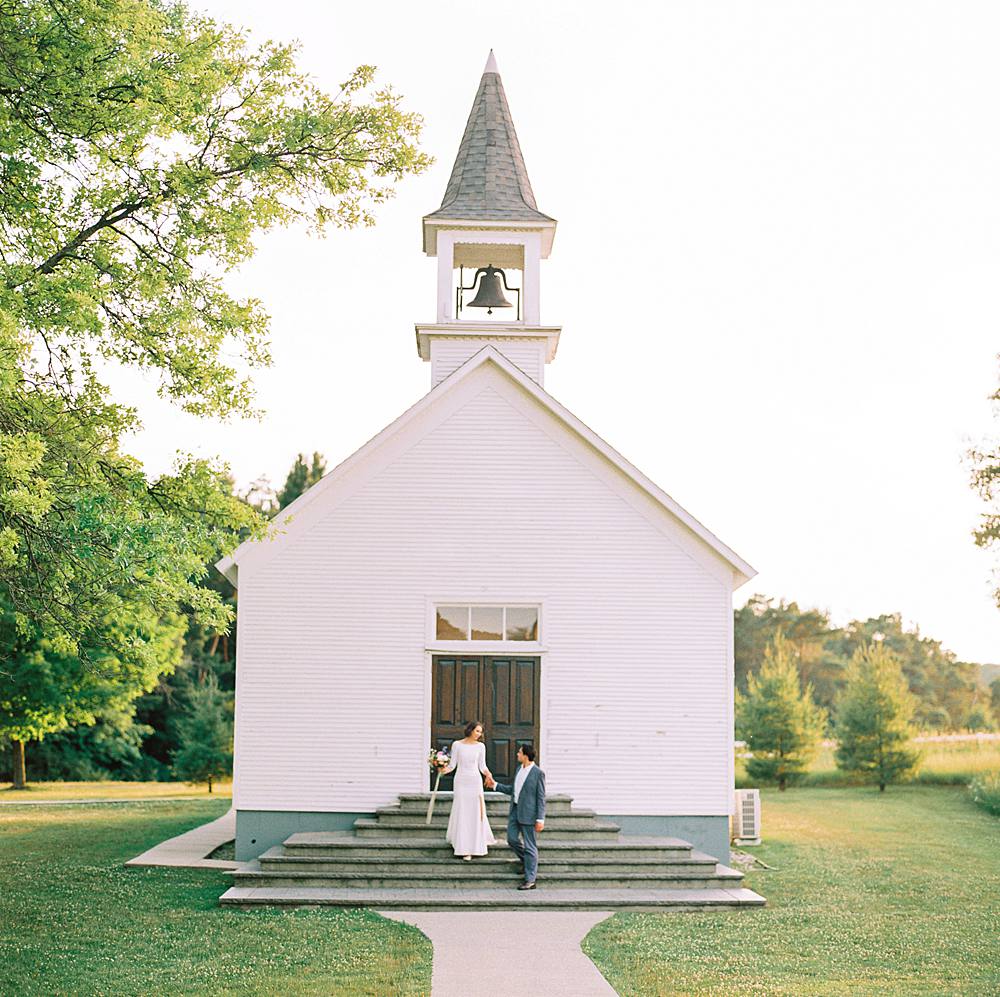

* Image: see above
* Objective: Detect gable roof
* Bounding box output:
[217,348,756,588]
[424,52,554,225]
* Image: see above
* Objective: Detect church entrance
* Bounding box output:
[430,655,540,789]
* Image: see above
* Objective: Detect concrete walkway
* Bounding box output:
[125,808,238,870]
[381,910,617,997]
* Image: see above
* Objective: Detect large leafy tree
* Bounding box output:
[736,633,826,790]
[970,376,1000,606]
[42,452,328,783]
[0,0,429,656]
[0,594,184,786]
[834,642,919,791]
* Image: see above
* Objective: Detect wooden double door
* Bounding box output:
[431,655,540,788]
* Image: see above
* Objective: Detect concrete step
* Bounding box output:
[353,818,621,839]
[282,833,695,861]
[232,867,743,890]
[372,807,600,829]
[220,885,767,911]
[396,793,576,816]
[258,852,719,877]
[260,853,716,876]
[397,800,514,816]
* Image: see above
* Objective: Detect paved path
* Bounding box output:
[381,910,617,996]
[125,808,238,870]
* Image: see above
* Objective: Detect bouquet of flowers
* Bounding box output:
[426,748,451,824]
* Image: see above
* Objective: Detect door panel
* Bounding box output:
[459,659,479,724]
[435,658,456,724]
[431,656,484,790]
[431,655,540,789]
[514,659,535,725]
[490,658,511,725]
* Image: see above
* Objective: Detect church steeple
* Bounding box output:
[418,53,560,388]
[424,50,554,230]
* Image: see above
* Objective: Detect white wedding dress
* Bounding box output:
[444,740,496,856]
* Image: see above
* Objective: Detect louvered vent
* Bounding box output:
[733,789,761,845]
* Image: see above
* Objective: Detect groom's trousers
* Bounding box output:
[507,814,539,883]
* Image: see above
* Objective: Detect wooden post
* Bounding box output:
[426,771,442,824]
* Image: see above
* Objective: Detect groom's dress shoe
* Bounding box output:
[518,881,536,890]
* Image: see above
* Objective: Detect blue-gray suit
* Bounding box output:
[494,765,546,884]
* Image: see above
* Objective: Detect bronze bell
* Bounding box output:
[466,265,513,314]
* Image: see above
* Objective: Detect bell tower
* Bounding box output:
[418,52,560,387]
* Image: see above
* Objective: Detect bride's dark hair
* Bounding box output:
[464,720,484,737]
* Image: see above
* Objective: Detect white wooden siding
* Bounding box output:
[430,337,545,386]
[233,364,734,817]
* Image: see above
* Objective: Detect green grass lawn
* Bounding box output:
[0,800,431,996]
[0,780,232,801]
[2,781,997,995]
[585,786,1000,996]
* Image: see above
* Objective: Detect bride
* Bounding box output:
[442,720,496,860]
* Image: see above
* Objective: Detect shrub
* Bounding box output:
[969,773,1000,816]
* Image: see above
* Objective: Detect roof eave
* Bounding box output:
[422,216,557,258]
[216,554,238,587]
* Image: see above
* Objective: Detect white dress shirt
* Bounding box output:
[513,761,533,802]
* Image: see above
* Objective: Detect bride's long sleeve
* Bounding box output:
[442,741,459,775]
[477,743,488,775]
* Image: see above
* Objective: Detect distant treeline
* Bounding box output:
[735,595,997,732]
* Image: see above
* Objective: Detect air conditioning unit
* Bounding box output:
[733,789,761,845]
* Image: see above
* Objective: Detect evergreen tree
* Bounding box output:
[170,675,233,793]
[835,642,919,791]
[736,633,826,790]
[276,453,327,510]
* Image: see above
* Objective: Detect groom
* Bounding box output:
[486,744,545,890]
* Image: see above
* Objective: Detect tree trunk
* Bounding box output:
[879,781,886,792]
[778,775,786,791]
[208,777,213,794]
[11,740,26,789]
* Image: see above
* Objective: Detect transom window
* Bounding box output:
[436,605,539,642]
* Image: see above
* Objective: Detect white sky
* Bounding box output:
[118,1,1000,664]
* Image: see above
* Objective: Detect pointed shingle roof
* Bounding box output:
[425,53,554,224]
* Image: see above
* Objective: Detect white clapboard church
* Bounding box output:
[218,54,761,907]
